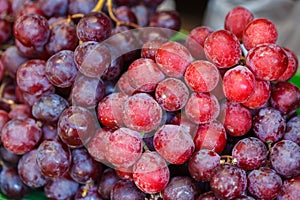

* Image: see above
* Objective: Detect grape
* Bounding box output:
[196,191,218,200]
[155,41,193,78]
[141,39,166,61]
[15,38,47,59]
[162,176,200,200]
[1,118,42,155]
[131,4,150,27]
[98,168,121,200]
[122,93,163,133]
[284,116,300,145]
[232,137,268,170]
[278,48,299,81]
[210,164,247,199]
[242,80,271,109]
[184,60,220,93]
[116,72,136,95]
[246,43,288,81]
[14,14,50,47]
[194,120,227,154]
[17,149,47,188]
[243,18,278,50]
[115,6,138,24]
[101,47,124,81]
[71,74,105,109]
[76,12,112,42]
[38,0,68,18]
[68,0,97,15]
[75,184,104,200]
[8,104,32,120]
[204,30,241,69]
[15,2,44,18]
[270,82,300,115]
[219,101,252,136]
[70,148,102,184]
[0,46,28,78]
[184,92,220,124]
[127,58,165,93]
[21,87,55,106]
[223,65,256,103]
[74,41,111,78]
[44,175,79,200]
[154,124,195,164]
[36,139,71,177]
[270,140,300,178]
[87,128,113,163]
[155,78,189,111]
[185,26,213,59]
[224,6,254,41]
[169,113,198,139]
[32,93,69,122]
[234,195,255,200]
[110,180,146,200]
[97,92,128,128]
[42,123,57,140]
[0,146,21,164]
[188,149,220,182]
[105,128,143,169]
[57,106,96,148]
[278,176,300,200]
[0,167,29,199]
[45,20,79,56]
[45,50,78,88]
[253,107,286,143]
[133,151,170,194]
[17,59,53,95]
[0,110,9,131]
[0,19,11,45]
[115,166,133,181]
[0,0,11,15]
[247,167,282,200]
[149,10,181,32]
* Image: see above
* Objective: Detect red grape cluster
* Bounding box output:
[0,1,300,200]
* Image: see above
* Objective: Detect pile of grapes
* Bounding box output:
[0,0,300,199]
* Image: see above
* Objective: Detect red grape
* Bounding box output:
[149,10,181,31]
[224,6,254,41]
[141,39,166,61]
[284,116,300,146]
[278,48,299,81]
[155,78,189,111]
[116,72,136,95]
[0,19,11,45]
[197,191,218,200]
[115,6,137,24]
[232,137,268,170]
[243,18,278,50]
[153,124,195,164]
[246,43,288,81]
[223,65,256,103]
[278,176,300,200]
[155,41,193,78]
[188,149,220,182]
[204,30,242,68]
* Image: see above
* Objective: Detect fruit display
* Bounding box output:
[0,0,300,200]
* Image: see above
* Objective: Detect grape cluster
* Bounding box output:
[0,1,300,200]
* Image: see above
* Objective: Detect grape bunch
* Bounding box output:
[0,1,300,199]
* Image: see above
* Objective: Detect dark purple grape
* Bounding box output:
[45,20,79,56]
[131,4,150,27]
[17,149,47,188]
[149,10,181,32]
[15,38,48,59]
[188,149,220,182]
[0,146,21,164]
[98,168,121,200]
[68,0,97,15]
[284,116,300,145]
[162,176,200,200]
[0,109,9,131]
[210,164,247,199]
[247,167,282,200]
[270,140,300,178]
[46,50,78,88]
[196,191,218,200]
[39,0,68,18]
[1,118,42,155]
[70,148,102,184]
[232,137,268,170]
[42,123,57,140]
[0,46,28,78]
[71,74,105,109]
[115,6,137,24]
[0,19,11,44]
[253,107,286,143]
[32,93,69,122]
[44,175,79,200]
[75,185,104,200]
[278,176,300,200]
[8,104,32,120]
[110,180,146,200]
[76,12,112,42]
[14,14,50,47]
[57,106,96,148]
[15,2,44,18]
[234,195,255,200]
[0,167,29,199]
[36,139,71,177]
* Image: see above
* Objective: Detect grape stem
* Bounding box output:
[92,0,106,12]
[106,0,140,28]
[220,155,237,165]
[0,81,15,106]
